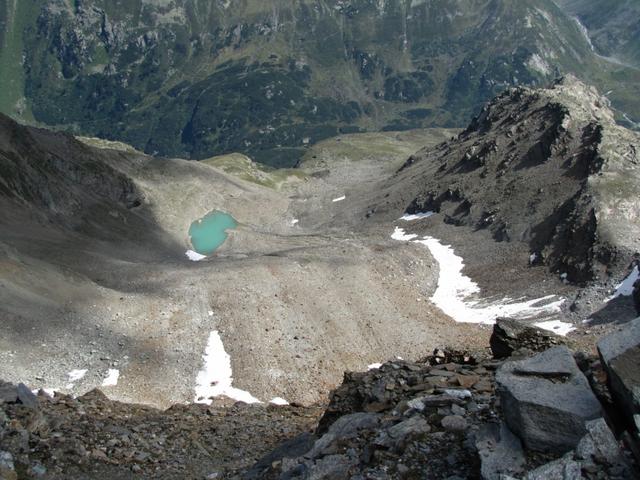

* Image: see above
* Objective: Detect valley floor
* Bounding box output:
[0,128,634,412]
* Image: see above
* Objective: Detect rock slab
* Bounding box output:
[475,422,525,480]
[496,346,601,452]
[597,317,640,425]
[490,318,563,359]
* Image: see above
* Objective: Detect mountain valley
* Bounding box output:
[1,2,640,479]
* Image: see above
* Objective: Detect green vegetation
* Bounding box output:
[1,0,638,165]
[0,0,39,120]
[202,153,307,190]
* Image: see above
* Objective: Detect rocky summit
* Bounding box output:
[1,3,640,479]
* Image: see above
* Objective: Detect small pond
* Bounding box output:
[188,211,237,255]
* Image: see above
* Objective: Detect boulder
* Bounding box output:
[597,317,640,425]
[524,454,583,480]
[575,418,624,467]
[490,318,563,359]
[16,384,37,408]
[0,383,18,404]
[374,416,431,450]
[522,418,631,480]
[306,413,380,459]
[441,415,468,432]
[475,422,525,480]
[0,451,17,480]
[496,346,601,452]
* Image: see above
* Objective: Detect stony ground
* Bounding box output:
[1,125,493,410]
[0,386,323,479]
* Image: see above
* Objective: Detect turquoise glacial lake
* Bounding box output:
[188,211,238,255]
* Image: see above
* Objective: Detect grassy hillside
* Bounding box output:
[1,0,639,165]
[555,0,640,68]
[0,0,39,120]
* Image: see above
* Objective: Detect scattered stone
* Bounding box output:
[523,454,582,480]
[441,415,468,432]
[442,389,473,400]
[597,317,640,425]
[496,346,602,452]
[375,416,431,449]
[490,318,563,359]
[475,422,525,480]
[456,374,480,388]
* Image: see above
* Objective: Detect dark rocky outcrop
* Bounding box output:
[490,317,564,359]
[0,113,143,223]
[496,346,602,452]
[381,76,640,286]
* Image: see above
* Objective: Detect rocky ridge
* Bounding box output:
[380,76,640,289]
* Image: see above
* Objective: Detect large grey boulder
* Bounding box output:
[575,418,625,468]
[524,454,583,480]
[490,318,563,359]
[522,418,630,480]
[475,422,525,480]
[597,317,640,426]
[496,346,601,452]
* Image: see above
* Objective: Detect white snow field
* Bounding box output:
[186,250,207,261]
[610,266,639,299]
[400,211,434,221]
[391,226,569,332]
[194,331,261,405]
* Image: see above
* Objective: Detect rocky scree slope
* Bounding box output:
[3,318,639,479]
[0,113,142,222]
[379,76,640,287]
[2,0,638,165]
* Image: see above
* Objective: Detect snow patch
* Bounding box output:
[291,219,299,226]
[269,397,289,406]
[186,250,207,261]
[194,331,261,405]
[401,211,435,221]
[610,266,639,299]
[332,195,346,203]
[67,369,87,383]
[392,227,564,325]
[527,54,551,75]
[535,320,576,337]
[367,363,383,371]
[102,369,120,387]
[572,16,595,52]
[32,388,55,398]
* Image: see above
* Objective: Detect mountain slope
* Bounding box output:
[555,0,640,69]
[1,0,638,165]
[375,75,640,287]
